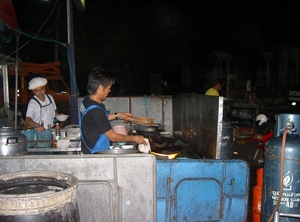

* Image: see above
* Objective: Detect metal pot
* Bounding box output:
[0,128,28,156]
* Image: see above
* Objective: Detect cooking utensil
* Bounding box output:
[127,116,154,126]
[0,128,28,156]
[134,124,161,134]
[134,124,162,137]
[55,115,69,122]
[136,130,161,137]
[134,124,160,132]
[96,143,139,154]
[148,135,183,159]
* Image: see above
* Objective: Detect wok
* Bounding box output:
[149,143,182,159]
[134,124,162,136]
[150,142,183,154]
[134,124,161,132]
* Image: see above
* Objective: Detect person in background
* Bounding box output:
[245,76,252,102]
[80,66,147,154]
[25,77,59,132]
[205,79,223,96]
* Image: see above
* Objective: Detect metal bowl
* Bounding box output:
[55,115,69,122]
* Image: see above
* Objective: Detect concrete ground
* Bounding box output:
[231,140,262,222]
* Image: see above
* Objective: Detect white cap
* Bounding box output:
[28,77,47,90]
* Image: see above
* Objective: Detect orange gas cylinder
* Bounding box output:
[252,168,263,222]
[256,168,263,188]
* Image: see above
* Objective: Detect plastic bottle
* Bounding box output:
[41,120,45,130]
[55,123,61,140]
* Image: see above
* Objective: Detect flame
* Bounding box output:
[148,135,178,159]
[150,151,178,159]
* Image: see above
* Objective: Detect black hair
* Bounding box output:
[87,65,115,95]
[212,79,223,86]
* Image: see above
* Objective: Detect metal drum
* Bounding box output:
[261,114,300,222]
[0,171,80,222]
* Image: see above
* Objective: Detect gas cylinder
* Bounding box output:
[253,168,263,222]
[261,114,300,222]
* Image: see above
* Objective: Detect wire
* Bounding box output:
[14,29,66,46]
[0,0,60,62]
[0,0,79,94]
[8,29,79,94]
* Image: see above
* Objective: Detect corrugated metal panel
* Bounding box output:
[157,159,249,222]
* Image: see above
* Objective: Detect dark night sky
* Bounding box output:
[9,1,300,57]
[4,0,300,94]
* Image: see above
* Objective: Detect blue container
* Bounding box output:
[36,130,52,148]
[156,159,249,222]
[20,130,35,148]
[261,114,300,222]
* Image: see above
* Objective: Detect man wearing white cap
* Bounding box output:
[25,77,58,132]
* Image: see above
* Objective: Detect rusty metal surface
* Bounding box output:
[173,93,225,159]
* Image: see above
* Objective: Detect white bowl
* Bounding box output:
[55,115,69,122]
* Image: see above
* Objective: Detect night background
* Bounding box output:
[2,0,300,97]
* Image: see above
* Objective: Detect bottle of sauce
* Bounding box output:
[41,120,45,130]
[55,123,61,140]
[47,124,53,147]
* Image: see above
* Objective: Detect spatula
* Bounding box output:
[126,116,154,126]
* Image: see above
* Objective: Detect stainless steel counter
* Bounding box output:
[27,144,135,153]
[28,147,81,153]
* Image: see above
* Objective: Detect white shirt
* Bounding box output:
[26,94,57,128]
